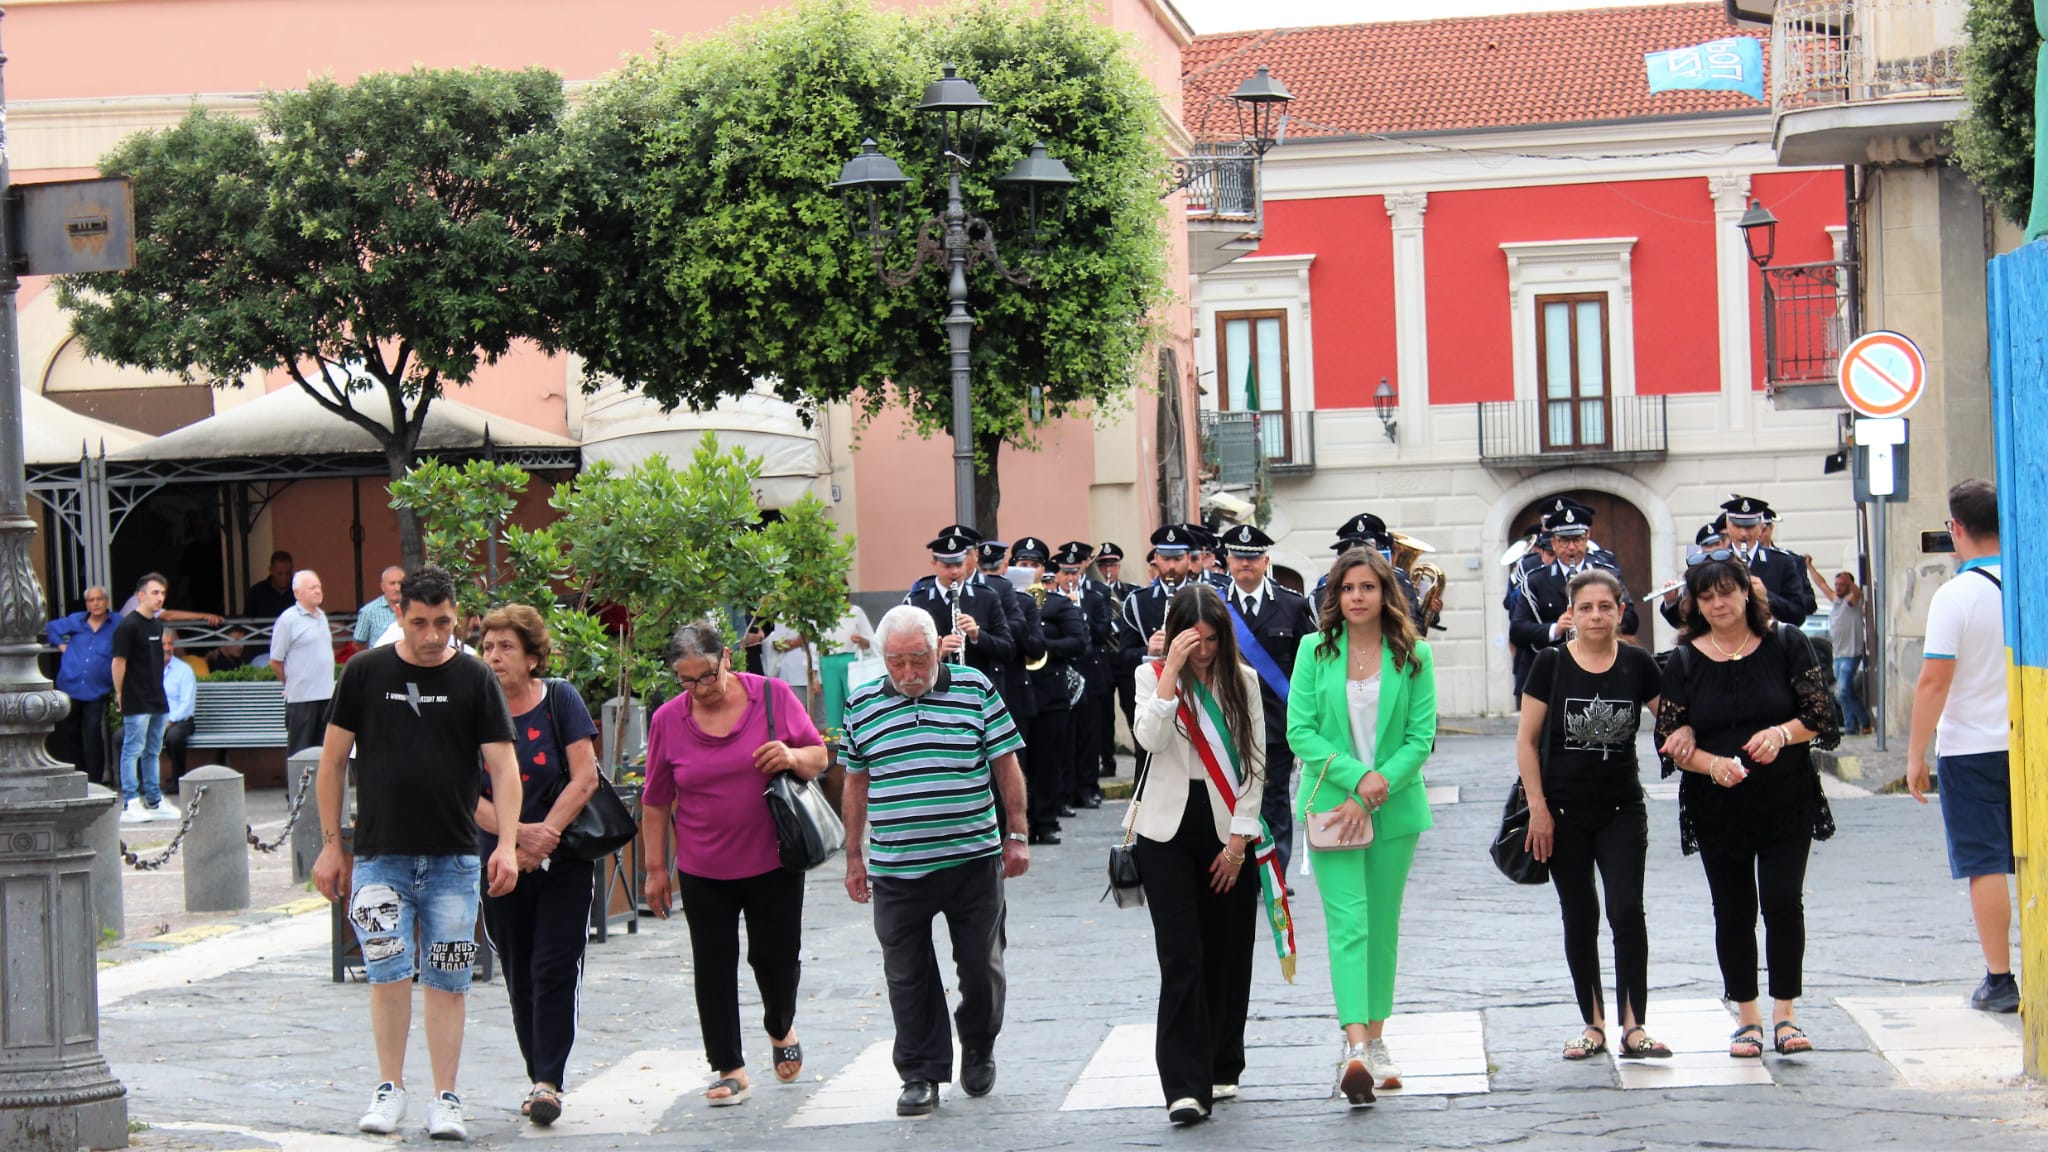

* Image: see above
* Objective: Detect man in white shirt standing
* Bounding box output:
[1906,479,2016,1013]
[271,570,336,755]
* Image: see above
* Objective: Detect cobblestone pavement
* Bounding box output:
[99,734,2045,1150]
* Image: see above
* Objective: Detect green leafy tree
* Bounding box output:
[388,459,561,618]
[758,494,859,714]
[549,0,1170,529]
[1956,0,2044,236]
[56,67,572,569]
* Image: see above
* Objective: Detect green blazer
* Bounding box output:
[1287,631,1437,840]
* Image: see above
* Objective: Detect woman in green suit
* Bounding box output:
[1288,546,1437,1108]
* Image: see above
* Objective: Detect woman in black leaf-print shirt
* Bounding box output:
[1515,568,1668,1062]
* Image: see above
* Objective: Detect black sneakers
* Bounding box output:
[1970,971,2020,1013]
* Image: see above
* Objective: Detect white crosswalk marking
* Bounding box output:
[519,1048,699,1139]
[786,1039,956,1127]
[1376,1011,1489,1096]
[1837,995,2023,1090]
[1060,1024,1155,1111]
[1426,784,1461,805]
[1610,998,1773,1088]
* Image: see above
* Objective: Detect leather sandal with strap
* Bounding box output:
[1562,1026,1607,1061]
[1728,1023,1765,1059]
[1772,1021,1813,1055]
[773,1040,804,1083]
[1619,1026,1672,1060]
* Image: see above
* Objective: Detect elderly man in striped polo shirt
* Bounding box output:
[842,604,1032,1118]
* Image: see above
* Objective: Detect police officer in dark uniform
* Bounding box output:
[1119,526,1199,780]
[1659,521,1728,629]
[1507,503,1640,698]
[1193,526,1232,591]
[1218,523,1317,876]
[1012,537,1082,844]
[1313,512,1430,632]
[1721,495,1814,626]
[901,526,1017,697]
[1091,542,1140,787]
[1055,541,1112,809]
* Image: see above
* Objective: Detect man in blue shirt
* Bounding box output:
[46,586,116,786]
[161,628,198,793]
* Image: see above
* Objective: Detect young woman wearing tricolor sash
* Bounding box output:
[1287,547,1437,1108]
[1127,584,1296,1126]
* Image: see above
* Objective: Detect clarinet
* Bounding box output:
[946,583,964,664]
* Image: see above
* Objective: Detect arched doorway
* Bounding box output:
[1512,489,1653,648]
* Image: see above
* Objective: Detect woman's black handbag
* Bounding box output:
[760,677,845,872]
[536,680,639,862]
[1491,778,1549,885]
[1103,756,1149,909]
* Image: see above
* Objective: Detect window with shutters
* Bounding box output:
[1534,293,1611,452]
[1214,308,1292,461]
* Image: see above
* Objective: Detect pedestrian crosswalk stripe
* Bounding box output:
[1426,784,1461,806]
[1060,1024,1155,1111]
[1608,998,1773,1089]
[1836,995,2022,1091]
[520,1048,699,1138]
[1375,1011,1489,1096]
[787,1039,955,1127]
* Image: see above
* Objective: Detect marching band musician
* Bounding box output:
[1660,522,1728,629]
[1507,503,1639,700]
[1093,542,1141,789]
[1121,527,1200,780]
[1218,523,1317,876]
[1012,537,1083,845]
[1184,524,1232,591]
[902,526,1017,698]
[1721,496,1815,626]
[970,539,1041,748]
[1055,542,1114,811]
[1314,513,1430,633]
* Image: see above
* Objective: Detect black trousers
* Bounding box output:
[1259,739,1295,877]
[285,698,328,756]
[54,695,109,786]
[162,718,194,789]
[1073,694,1111,800]
[871,855,1007,1083]
[1112,666,1140,779]
[1547,797,1649,1026]
[675,867,805,1074]
[1699,833,1811,1003]
[1026,708,1071,834]
[1135,792,1258,1109]
[480,856,595,1088]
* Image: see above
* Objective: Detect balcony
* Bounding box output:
[1771,0,1968,165]
[1173,142,1263,275]
[1476,395,1669,470]
[1762,260,1855,408]
[1198,408,1316,487]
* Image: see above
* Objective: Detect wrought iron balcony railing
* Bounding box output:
[1772,0,1966,113]
[1170,142,1259,223]
[1477,395,1669,470]
[1762,260,1855,387]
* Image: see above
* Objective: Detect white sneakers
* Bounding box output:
[1366,1037,1403,1089]
[427,1091,467,1141]
[116,798,181,825]
[358,1083,464,1141]
[358,1082,407,1134]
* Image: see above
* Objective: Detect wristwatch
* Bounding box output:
[1005,831,1028,844]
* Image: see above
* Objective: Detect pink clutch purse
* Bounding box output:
[1305,754,1374,851]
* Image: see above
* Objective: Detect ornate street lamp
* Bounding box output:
[1375,376,1399,443]
[1231,66,1295,157]
[832,65,1072,532]
[1738,198,1779,268]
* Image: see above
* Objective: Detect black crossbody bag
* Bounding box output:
[760,678,845,872]
[533,679,639,862]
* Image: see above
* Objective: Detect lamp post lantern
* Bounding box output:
[831,66,1071,534]
[1374,376,1399,443]
[1737,198,1778,268]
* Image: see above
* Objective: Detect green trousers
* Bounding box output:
[1308,832,1419,1026]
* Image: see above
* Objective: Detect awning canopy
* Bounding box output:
[111,384,577,461]
[21,387,153,463]
[577,384,827,509]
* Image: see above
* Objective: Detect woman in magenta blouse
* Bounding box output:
[639,621,827,1108]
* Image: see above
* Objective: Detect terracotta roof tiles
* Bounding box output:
[1182,3,1764,140]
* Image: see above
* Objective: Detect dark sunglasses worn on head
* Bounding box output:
[1687,548,1737,568]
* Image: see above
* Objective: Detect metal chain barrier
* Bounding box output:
[118,784,208,871]
[247,764,316,853]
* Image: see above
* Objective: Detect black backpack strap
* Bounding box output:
[1972,567,2003,591]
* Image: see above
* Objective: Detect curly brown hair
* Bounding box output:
[1315,547,1420,672]
[479,603,552,673]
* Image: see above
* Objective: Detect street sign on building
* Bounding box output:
[1837,330,1926,418]
[9,176,135,275]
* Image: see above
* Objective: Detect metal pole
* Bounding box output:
[1871,498,1888,751]
[944,167,976,532]
[0,10,131,1146]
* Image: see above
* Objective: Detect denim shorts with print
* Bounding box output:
[348,854,483,992]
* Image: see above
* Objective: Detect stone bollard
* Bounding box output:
[85,782,123,943]
[287,748,324,885]
[181,764,250,913]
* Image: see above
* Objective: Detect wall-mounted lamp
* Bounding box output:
[1737,198,1778,269]
[1374,376,1398,443]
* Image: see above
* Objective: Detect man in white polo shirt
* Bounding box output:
[271,569,336,755]
[1906,479,2016,1013]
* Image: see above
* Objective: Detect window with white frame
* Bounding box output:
[1215,308,1293,461]
[1535,293,1611,451]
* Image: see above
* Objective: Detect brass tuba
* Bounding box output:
[1391,532,1447,632]
[1024,583,1051,670]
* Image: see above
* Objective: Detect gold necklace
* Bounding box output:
[1707,631,1752,661]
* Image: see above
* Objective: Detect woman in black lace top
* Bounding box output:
[1655,555,1839,1059]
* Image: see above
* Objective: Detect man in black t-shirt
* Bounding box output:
[313,567,519,1142]
[110,573,176,824]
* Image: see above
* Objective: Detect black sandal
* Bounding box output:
[772,1041,804,1083]
[1772,1021,1812,1055]
[1562,1026,1606,1060]
[1729,1023,1765,1058]
[1619,1026,1672,1059]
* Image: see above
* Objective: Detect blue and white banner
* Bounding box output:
[1645,36,1765,103]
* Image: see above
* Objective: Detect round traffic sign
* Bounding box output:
[1837,330,1925,418]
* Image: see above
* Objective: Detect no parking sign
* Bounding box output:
[1838,331,1926,418]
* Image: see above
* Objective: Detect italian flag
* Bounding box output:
[1180,681,1298,982]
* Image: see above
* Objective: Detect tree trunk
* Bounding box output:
[974,429,1003,536]
[387,444,425,572]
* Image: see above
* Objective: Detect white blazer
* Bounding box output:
[1124,660,1266,844]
